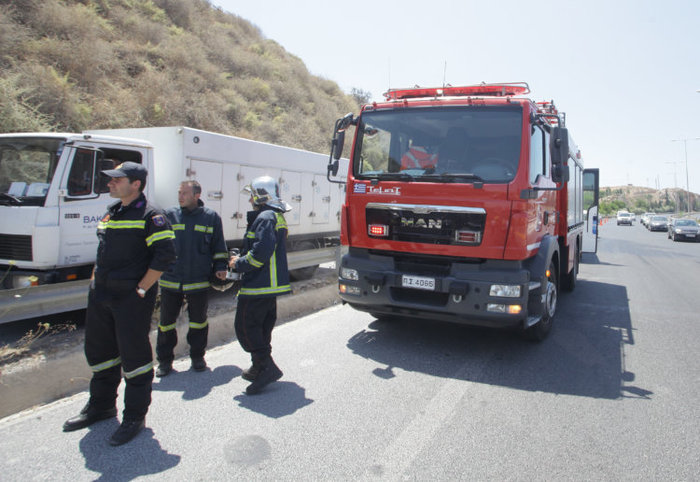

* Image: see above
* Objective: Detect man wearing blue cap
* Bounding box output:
[62,161,176,446]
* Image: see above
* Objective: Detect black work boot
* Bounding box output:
[245,359,283,395]
[156,362,172,377]
[241,364,262,381]
[191,357,207,372]
[63,403,117,432]
[109,418,145,446]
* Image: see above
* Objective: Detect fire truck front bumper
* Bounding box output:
[337,249,543,329]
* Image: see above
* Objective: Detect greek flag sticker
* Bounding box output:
[353,183,366,194]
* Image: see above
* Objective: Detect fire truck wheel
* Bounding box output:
[523,260,557,341]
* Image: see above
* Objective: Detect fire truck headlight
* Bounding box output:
[489,284,521,298]
[340,267,359,281]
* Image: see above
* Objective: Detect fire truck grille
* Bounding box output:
[0,234,33,261]
[366,204,485,246]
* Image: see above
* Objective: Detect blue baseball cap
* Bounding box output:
[102,161,147,182]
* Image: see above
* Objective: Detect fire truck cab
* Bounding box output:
[328,82,599,340]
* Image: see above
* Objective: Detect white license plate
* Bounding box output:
[401,275,436,291]
[686,234,696,237]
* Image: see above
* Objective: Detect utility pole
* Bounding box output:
[666,160,683,213]
[671,137,700,213]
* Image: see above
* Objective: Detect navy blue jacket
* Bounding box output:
[95,193,176,291]
[235,206,291,297]
[159,200,228,292]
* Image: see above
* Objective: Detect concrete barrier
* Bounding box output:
[0,274,340,419]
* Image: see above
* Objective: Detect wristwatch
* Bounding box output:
[136,287,146,297]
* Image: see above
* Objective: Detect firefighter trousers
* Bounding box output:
[234,296,277,366]
[156,289,209,364]
[84,285,156,421]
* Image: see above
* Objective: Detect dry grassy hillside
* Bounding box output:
[0,0,364,155]
[601,185,698,214]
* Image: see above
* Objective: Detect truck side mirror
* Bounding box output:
[550,126,568,164]
[550,126,569,184]
[328,113,354,183]
[332,130,345,161]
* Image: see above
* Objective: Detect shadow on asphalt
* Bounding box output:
[153,364,241,400]
[233,381,313,418]
[79,423,180,480]
[346,278,652,401]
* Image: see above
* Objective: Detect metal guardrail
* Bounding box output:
[0,279,91,324]
[0,247,341,324]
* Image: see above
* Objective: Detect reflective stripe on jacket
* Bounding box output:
[159,200,228,292]
[94,193,176,283]
[235,206,291,298]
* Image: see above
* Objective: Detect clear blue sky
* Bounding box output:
[213,0,700,193]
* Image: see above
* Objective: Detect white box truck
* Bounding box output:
[0,126,346,323]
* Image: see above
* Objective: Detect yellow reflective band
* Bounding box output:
[274,213,287,230]
[146,230,175,246]
[246,231,255,239]
[246,253,263,268]
[159,279,181,290]
[193,225,215,234]
[90,357,121,373]
[239,285,291,296]
[269,251,278,287]
[158,322,177,332]
[172,224,185,231]
[123,362,154,379]
[189,320,209,329]
[106,220,146,229]
[183,282,210,291]
[213,252,228,260]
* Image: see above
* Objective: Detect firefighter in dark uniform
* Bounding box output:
[62,162,176,446]
[155,180,228,377]
[229,176,292,395]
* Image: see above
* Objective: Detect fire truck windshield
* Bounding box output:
[355,106,522,184]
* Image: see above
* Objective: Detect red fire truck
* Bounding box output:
[327,82,599,340]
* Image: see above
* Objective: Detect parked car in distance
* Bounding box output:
[641,212,656,226]
[647,215,669,231]
[617,212,634,225]
[668,218,700,241]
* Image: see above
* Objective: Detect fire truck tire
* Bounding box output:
[523,260,557,341]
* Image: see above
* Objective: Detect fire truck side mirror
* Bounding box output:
[332,130,345,161]
[550,127,570,184]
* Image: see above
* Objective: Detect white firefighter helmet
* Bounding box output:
[242,175,291,212]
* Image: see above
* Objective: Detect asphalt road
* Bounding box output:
[1,222,698,480]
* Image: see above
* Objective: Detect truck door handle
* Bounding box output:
[209,191,223,200]
[322,196,331,203]
[231,212,243,219]
[292,195,302,202]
